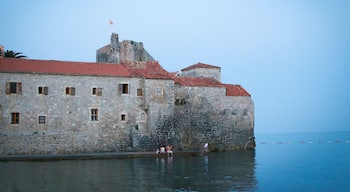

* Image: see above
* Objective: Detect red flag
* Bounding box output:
[109,20,113,25]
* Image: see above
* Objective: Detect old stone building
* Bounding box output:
[0,34,254,155]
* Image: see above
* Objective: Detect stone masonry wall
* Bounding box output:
[120,41,154,63]
[182,68,221,82]
[0,72,152,155]
[131,79,175,151]
[157,85,254,151]
[0,72,253,155]
[96,33,155,64]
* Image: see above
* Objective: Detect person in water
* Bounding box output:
[166,145,173,156]
[203,143,209,154]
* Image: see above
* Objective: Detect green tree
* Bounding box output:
[4,50,27,58]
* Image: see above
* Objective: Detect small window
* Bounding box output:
[243,109,248,116]
[6,82,22,94]
[122,84,129,94]
[175,98,186,105]
[119,83,129,94]
[155,87,163,97]
[92,87,102,96]
[10,83,17,93]
[91,109,98,121]
[65,87,75,95]
[11,112,20,124]
[38,86,49,95]
[121,114,126,121]
[38,116,46,124]
[137,88,143,96]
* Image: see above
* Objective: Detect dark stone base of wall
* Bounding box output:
[0,128,254,156]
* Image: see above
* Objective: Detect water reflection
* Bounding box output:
[0,151,256,192]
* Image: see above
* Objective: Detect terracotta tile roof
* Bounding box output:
[170,71,181,77]
[121,61,174,80]
[174,76,223,87]
[181,62,221,72]
[0,58,250,96]
[0,58,131,77]
[174,76,250,96]
[224,84,251,96]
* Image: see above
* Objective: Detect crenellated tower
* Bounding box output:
[96,33,155,64]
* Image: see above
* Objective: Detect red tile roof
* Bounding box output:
[0,58,250,96]
[121,61,174,79]
[174,76,223,87]
[174,76,250,96]
[170,71,181,77]
[0,58,131,77]
[224,84,251,96]
[181,62,221,72]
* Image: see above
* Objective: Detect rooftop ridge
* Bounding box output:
[121,60,173,79]
[0,57,131,77]
[181,62,221,71]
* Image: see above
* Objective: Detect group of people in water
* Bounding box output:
[156,145,174,156]
[156,142,209,156]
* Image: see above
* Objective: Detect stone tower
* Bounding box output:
[109,33,120,63]
[96,33,155,64]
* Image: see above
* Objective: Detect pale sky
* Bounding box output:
[1,0,350,133]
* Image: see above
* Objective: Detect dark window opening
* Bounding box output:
[137,88,143,96]
[6,82,22,94]
[122,84,129,94]
[38,86,49,95]
[38,116,46,124]
[118,83,129,94]
[91,109,98,121]
[10,83,17,93]
[92,87,102,96]
[11,113,20,124]
[175,98,186,105]
[65,87,75,95]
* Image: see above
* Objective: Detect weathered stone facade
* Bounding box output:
[181,64,222,82]
[96,33,154,64]
[157,85,254,151]
[0,33,254,155]
[0,67,178,154]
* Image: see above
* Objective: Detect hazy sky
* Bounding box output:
[1,0,350,133]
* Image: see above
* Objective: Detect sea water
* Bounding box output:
[0,131,349,192]
[255,131,350,192]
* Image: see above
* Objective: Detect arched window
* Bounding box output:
[140,112,146,121]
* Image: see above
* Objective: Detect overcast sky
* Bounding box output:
[1,0,350,133]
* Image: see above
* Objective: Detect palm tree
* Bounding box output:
[4,50,27,58]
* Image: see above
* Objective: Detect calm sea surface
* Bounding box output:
[1,131,349,192]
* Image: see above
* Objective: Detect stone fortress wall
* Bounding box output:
[0,33,254,155]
